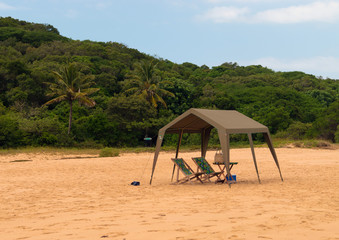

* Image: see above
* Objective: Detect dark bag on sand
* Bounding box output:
[131,181,140,186]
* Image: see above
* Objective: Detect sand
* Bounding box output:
[0,147,338,240]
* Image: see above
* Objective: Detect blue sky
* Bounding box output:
[1,0,339,79]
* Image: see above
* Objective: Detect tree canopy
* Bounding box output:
[44,62,99,134]
[124,60,175,108]
[0,17,338,148]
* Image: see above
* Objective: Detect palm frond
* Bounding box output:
[43,95,68,106]
[140,90,148,99]
[158,88,175,97]
[150,95,158,108]
[123,59,173,109]
[82,87,100,95]
[52,71,69,89]
[125,87,140,95]
[44,63,98,108]
[154,93,167,108]
[148,83,157,91]
[77,95,96,107]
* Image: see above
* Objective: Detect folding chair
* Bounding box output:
[171,158,204,184]
[192,157,223,182]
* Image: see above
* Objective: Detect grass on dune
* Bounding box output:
[0,139,336,156]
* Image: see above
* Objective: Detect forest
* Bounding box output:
[0,17,338,148]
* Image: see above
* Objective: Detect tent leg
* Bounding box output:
[150,130,165,184]
[263,133,283,182]
[201,127,212,158]
[171,165,176,182]
[248,133,261,183]
[218,130,231,188]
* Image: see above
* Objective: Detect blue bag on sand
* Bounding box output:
[131,181,140,186]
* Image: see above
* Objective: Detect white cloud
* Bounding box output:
[205,0,280,3]
[94,2,110,9]
[0,2,15,10]
[199,1,339,23]
[199,6,249,22]
[250,56,339,79]
[64,9,79,19]
[254,1,339,23]
[205,0,227,3]
[87,0,112,10]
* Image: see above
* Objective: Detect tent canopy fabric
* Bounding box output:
[150,108,283,185]
[161,108,268,134]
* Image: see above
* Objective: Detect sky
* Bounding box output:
[1,0,339,79]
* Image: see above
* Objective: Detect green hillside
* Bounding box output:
[0,17,338,148]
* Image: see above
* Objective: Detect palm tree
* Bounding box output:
[125,59,174,108]
[44,63,99,134]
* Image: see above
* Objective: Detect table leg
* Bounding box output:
[225,163,235,182]
[215,165,226,183]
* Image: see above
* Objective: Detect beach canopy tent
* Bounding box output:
[149,108,283,185]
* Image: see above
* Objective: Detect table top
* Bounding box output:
[212,162,238,165]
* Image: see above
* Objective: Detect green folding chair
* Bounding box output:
[171,158,204,184]
[192,157,223,182]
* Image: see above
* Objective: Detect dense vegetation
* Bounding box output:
[0,17,338,148]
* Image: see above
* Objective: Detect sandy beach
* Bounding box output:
[0,147,338,240]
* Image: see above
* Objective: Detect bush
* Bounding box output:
[335,125,339,143]
[18,116,63,146]
[292,140,332,148]
[72,113,121,146]
[308,100,339,142]
[0,113,25,148]
[99,147,119,157]
[275,121,312,140]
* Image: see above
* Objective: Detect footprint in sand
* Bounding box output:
[257,224,272,230]
[228,235,246,240]
[107,232,128,237]
[311,228,325,231]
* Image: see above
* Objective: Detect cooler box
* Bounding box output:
[226,175,236,181]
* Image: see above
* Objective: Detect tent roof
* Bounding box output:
[161,108,268,134]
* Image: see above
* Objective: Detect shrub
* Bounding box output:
[99,147,119,157]
[0,113,25,148]
[335,125,339,143]
[275,121,312,140]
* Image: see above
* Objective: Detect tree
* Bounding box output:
[43,63,99,134]
[309,100,339,142]
[124,60,174,108]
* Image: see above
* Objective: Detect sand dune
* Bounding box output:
[0,148,338,240]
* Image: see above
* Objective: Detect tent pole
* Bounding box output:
[171,166,176,182]
[248,133,261,183]
[263,132,283,181]
[201,128,205,157]
[171,129,184,182]
[201,127,212,158]
[150,130,165,184]
[218,130,231,187]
